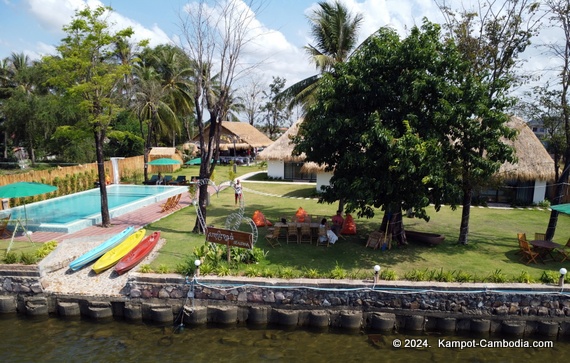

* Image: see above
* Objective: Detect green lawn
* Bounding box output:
[3,164,570,284]
[140,167,570,282]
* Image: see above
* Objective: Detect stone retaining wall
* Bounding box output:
[3,266,570,337]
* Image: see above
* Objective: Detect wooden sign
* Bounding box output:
[206,227,253,249]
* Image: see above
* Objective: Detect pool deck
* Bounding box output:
[6,185,226,244]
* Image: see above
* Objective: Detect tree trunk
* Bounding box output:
[458,187,472,245]
[546,162,570,241]
[192,182,209,234]
[380,209,406,246]
[94,129,110,227]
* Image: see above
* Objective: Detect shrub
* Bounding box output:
[156,264,169,274]
[329,262,347,280]
[485,269,508,283]
[514,270,535,284]
[454,270,473,283]
[35,241,58,259]
[138,264,153,273]
[20,252,38,265]
[380,269,397,281]
[4,252,19,264]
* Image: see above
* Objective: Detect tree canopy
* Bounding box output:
[293,21,515,243]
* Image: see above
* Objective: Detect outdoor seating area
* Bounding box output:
[263,207,345,247]
[517,232,567,264]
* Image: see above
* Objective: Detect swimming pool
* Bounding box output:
[3,184,187,233]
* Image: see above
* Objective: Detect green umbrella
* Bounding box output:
[186,157,202,165]
[185,158,215,165]
[0,182,57,199]
[148,158,182,166]
[0,182,58,252]
[551,203,570,214]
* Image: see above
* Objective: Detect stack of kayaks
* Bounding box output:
[69,226,135,271]
[92,228,147,274]
[115,231,161,275]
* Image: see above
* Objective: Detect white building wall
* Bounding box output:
[533,180,547,204]
[267,160,285,179]
[316,172,333,193]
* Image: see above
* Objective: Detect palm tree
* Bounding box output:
[131,45,194,181]
[279,1,363,111]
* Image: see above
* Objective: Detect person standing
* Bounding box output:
[233,179,242,205]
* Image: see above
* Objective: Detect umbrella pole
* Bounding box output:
[6,218,33,255]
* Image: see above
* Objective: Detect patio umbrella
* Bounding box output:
[186,157,202,165]
[148,158,182,166]
[185,158,214,165]
[0,182,58,225]
[551,204,570,214]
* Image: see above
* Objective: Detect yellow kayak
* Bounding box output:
[92,229,146,274]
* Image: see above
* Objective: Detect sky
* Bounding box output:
[0,0,562,98]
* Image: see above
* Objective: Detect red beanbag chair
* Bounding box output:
[295,207,308,222]
[340,214,356,235]
[252,210,272,227]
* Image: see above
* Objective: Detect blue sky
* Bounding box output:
[0,0,561,96]
[0,0,446,88]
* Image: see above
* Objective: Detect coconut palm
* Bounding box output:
[279,1,363,111]
[131,45,194,181]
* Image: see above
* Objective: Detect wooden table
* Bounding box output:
[530,240,562,261]
[274,222,320,243]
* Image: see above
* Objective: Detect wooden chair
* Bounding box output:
[265,227,282,248]
[535,232,546,241]
[299,223,312,244]
[170,194,182,210]
[557,238,570,262]
[160,196,175,212]
[0,214,11,239]
[516,233,527,255]
[287,223,299,244]
[366,231,383,250]
[519,240,541,264]
[317,225,329,247]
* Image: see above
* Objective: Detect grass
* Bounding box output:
[3,163,570,284]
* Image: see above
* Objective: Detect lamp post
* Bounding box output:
[373,265,381,284]
[560,268,567,287]
[195,259,202,277]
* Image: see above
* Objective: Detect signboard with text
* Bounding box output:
[206,227,253,249]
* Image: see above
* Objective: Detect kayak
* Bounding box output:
[92,228,146,274]
[115,231,161,275]
[69,226,135,271]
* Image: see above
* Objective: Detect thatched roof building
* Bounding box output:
[257,119,305,162]
[148,147,183,173]
[298,116,556,181]
[262,116,555,203]
[497,116,555,182]
[192,122,273,151]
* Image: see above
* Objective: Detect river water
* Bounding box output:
[0,315,567,362]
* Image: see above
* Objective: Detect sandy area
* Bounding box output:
[38,235,165,297]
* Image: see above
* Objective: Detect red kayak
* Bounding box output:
[115,231,161,275]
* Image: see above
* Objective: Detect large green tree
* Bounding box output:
[437,0,541,244]
[44,6,133,227]
[132,44,193,182]
[293,21,513,244]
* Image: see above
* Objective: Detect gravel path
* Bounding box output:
[38,235,165,297]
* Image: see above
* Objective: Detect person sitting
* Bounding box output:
[319,218,338,245]
[331,210,344,236]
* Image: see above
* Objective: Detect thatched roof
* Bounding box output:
[498,116,555,182]
[192,122,273,149]
[257,119,306,162]
[281,116,556,182]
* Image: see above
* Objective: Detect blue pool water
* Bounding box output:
[3,184,187,233]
